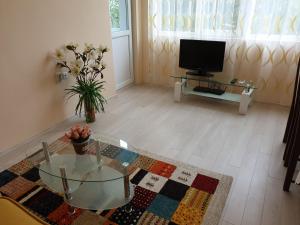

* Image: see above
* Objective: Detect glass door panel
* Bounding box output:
[109,0,129,32]
[109,0,134,89]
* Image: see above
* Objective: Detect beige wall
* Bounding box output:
[0,0,116,151]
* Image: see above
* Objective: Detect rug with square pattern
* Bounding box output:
[0,138,233,225]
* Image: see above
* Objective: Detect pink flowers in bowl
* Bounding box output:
[65,125,91,143]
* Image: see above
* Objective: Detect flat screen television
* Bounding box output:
[179,39,226,76]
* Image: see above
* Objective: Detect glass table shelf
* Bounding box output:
[183,86,242,103]
[26,134,136,210]
[171,75,257,89]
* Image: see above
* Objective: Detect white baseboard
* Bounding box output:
[116,79,134,90]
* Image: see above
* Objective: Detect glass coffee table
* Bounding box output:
[26,134,135,211]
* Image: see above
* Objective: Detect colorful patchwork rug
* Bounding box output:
[0,139,232,225]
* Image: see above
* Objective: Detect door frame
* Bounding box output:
[111,0,134,90]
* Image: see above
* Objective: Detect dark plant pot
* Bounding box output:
[85,108,96,123]
[72,138,90,155]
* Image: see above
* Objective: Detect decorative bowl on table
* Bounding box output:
[65,125,91,155]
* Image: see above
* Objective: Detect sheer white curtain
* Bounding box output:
[146,0,300,105]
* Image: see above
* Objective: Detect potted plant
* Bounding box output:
[65,125,91,155]
[54,43,108,123]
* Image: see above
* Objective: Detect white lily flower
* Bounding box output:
[88,49,98,60]
[71,59,84,69]
[70,66,81,77]
[55,49,66,62]
[90,62,100,69]
[84,43,94,52]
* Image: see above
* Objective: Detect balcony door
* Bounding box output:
[109,0,134,90]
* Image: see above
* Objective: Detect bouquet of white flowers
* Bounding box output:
[54,43,109,123]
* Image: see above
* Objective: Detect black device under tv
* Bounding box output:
[193,86,226,95]
[179,39,226,77]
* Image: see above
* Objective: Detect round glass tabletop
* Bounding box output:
[26,133,135,182]
[25,133,136,210]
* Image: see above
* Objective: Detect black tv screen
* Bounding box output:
[179,39,226,73]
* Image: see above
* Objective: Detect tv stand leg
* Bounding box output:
[174,81,182,102]
[239,88,254,114]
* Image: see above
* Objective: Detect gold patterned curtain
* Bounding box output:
[142,0,300,105]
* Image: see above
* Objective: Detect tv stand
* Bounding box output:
[171,75,256,115]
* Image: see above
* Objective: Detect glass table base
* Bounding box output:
[65,182,134,210]
[40,170,134,210]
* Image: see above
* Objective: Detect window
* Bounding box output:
[150,0,300,39]
[198,0,240,32]
[157,0,240,33]
[250,0,300,35]
[161,0,196,32]
[110,0,120,30]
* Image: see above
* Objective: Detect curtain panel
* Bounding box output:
[141,0,300,105]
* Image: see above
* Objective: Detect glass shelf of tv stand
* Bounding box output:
[170,75,257,90]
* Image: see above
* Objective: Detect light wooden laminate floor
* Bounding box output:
[1,85,299,225]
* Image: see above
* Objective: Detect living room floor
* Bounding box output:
[1,85,299,225]
[94,85,299,225]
